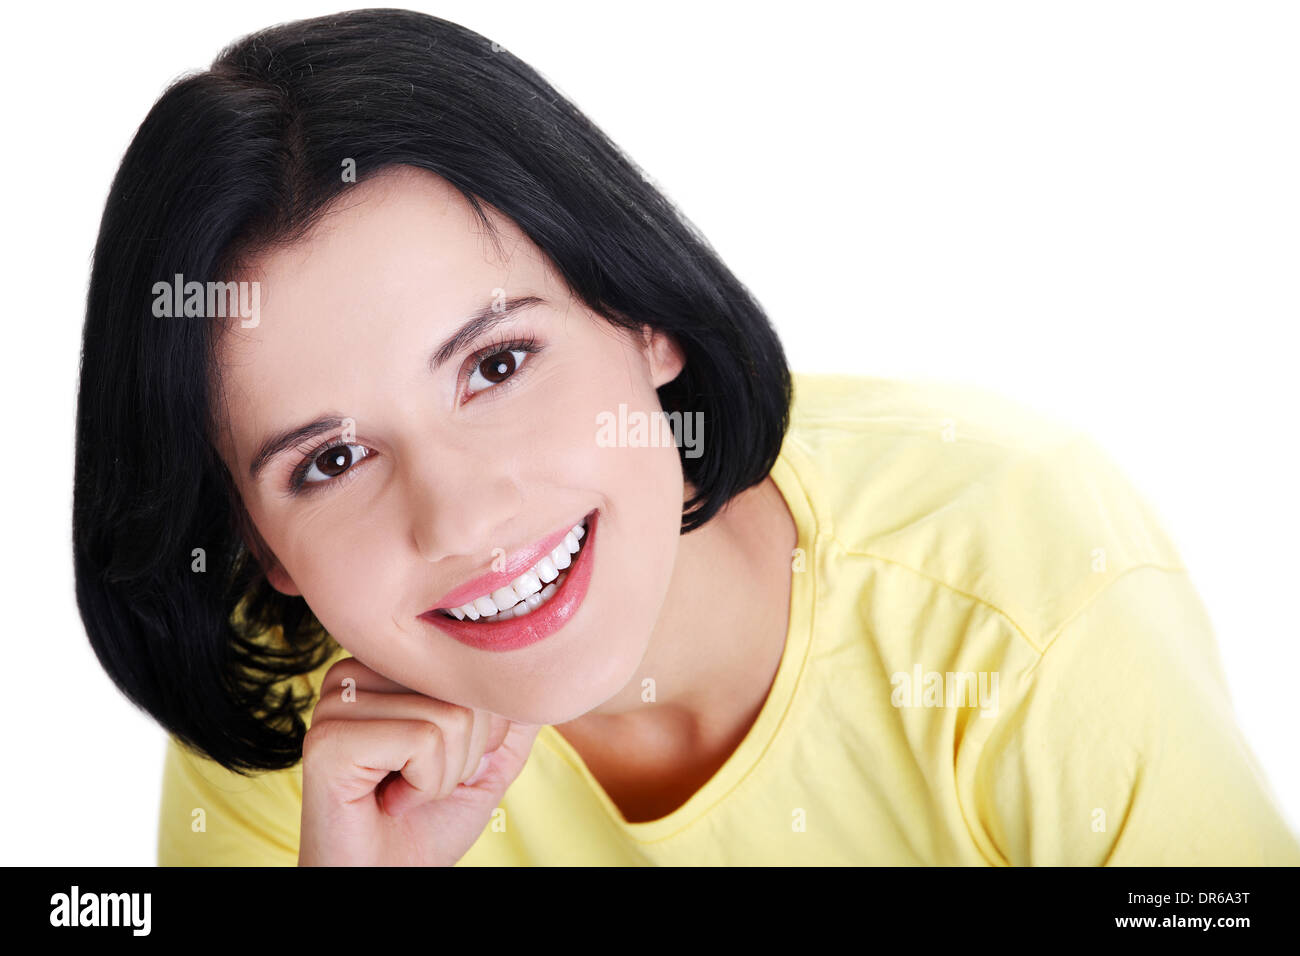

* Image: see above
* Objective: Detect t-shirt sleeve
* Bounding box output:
[972,564,1300,865]
[157,733,303,866]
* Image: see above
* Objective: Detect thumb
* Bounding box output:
[461,721,544,791]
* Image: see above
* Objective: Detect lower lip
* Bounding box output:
[419,510,599,652]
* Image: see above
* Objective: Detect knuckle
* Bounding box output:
[415,698,469,736]
[300,720,337,762]
[446,706,473,742]
[319,658,361,694]
[422,720,446,757]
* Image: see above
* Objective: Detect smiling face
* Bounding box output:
[209,165,688,724]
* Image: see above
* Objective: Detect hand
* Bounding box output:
[297,656,542,866]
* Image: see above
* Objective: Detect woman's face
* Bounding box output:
[211,165,687,724]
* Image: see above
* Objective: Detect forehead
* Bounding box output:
[239,165,532,304]
[208,166,551,472]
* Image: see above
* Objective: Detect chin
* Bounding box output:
[485,626,653,725]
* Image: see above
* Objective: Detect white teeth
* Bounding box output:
[550,543,571,571]
[485,567,542,617]
[447,573,565,620]
[513,570,543,598]
[438,516,590,621]
[471,572,566,621]
[534,556,559,584]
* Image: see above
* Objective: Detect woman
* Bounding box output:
[74,9,1300,866]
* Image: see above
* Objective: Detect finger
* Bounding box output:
[309,688,504,803]
[460,710,494,785]
[312,692,490,798]
[485,713,512,753]
[461,721,543,792]
[311,686,470,728]
[303,717,446,813]
[461,711,512,782]
[438,708,475,800]
[500,721,544,758]
[316,656,416,699]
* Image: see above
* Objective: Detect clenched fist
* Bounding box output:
[298,656,542,866]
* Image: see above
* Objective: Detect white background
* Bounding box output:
[3,0,1296,864]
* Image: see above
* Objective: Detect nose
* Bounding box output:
[404,437,524,565]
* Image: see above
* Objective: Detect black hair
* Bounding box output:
[73,8,791,775]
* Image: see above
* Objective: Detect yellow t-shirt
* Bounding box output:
[157,371,1300,865]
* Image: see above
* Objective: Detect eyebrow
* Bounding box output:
[247,294,545,482]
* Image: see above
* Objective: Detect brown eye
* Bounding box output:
[479,350,516,383]
[316,445,355,478]
[298,442,370,489]
[466,347,533,394]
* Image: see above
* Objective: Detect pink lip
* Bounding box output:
[427,511,593,611]
[418,509,599,652]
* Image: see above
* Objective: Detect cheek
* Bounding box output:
[275,510,403,639]
[548,357,686,521]
[578,386,688,615]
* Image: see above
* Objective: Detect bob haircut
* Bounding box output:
[73,8,791,775]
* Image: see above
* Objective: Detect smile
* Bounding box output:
[436,514,589,621]
[418,509,599,652]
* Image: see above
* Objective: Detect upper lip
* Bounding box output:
[422,511,592,613]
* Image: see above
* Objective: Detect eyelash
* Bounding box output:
[285,333,543,496]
